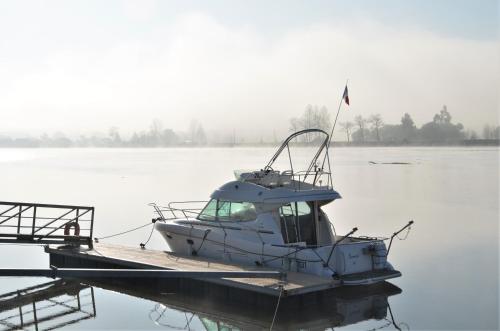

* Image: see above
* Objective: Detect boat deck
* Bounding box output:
[45,243,336,297]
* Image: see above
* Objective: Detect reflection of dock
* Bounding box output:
[86,278,402,330]
[0,278,403,331]
[46,243,337,297]
[0,280,95,331]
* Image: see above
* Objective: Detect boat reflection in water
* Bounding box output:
[143,282,406,331]
[0,279,407,331]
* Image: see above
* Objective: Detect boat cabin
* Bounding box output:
[197,178,340,248]
[194,129,341,247]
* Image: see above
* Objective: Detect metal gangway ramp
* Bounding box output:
[0,201,94,247]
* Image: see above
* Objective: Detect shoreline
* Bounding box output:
[0,140,498,149]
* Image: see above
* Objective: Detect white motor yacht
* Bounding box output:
[154,129,411,285]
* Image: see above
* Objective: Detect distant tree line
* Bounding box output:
[289,104,331,143]
[291,105,499,145]
[1,105,497,148]
[0,119,207,148]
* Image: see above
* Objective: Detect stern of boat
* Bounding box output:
[317,238,402,286]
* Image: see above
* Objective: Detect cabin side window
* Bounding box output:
[198,199,257,222]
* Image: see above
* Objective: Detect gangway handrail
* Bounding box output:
[0,201,96,209]
[0,201,94,247]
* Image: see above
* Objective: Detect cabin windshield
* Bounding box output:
[198,199,257,222]
[279,201,318,245]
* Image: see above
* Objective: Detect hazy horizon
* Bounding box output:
[0,0,498,141]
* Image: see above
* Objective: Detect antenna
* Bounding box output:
[321,80,349,170]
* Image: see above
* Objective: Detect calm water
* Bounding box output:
[0,147,498,330]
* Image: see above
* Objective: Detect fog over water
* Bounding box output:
[1,2,499,329]
[0,146,498,330]
[0,1,498,140]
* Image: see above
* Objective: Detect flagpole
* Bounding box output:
[321,79,348,170]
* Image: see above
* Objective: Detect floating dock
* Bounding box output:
[45,243,336,298]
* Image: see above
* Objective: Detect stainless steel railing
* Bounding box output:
[0,201,94,247]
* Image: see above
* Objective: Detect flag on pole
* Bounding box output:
[342,85,350,106]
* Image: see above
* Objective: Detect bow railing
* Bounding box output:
[150,201,208,221]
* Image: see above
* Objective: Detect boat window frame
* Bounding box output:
[197,199,258,222]
[279,201,317,245]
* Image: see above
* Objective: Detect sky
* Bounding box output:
[0,0,498,140]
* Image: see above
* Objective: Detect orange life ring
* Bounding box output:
[64,222,80,236]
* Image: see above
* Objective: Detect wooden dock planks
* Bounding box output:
[45,243,336,297]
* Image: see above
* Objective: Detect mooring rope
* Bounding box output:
[95,222,152,241]
[195,229,211,253]
[388,301,410,331]
[166,228,325,264]
[94,221,158,249]
[366,318,393,331]
[269,285,284,331]
[140,224,156,249]
[261,245,310,264]
[396,225,412,241]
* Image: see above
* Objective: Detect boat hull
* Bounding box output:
[155,220,400,285]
